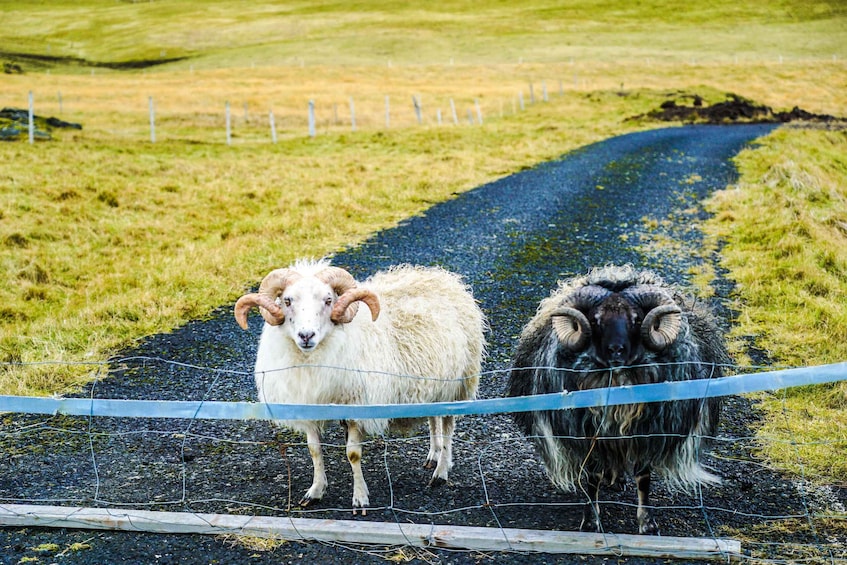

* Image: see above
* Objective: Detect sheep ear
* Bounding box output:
[551,307,591,351]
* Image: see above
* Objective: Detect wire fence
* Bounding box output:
[0,358,845,562]
[14,73,587,145]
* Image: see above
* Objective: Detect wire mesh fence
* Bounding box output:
[0,357,844,562]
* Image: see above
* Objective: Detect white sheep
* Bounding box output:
[234,259,486,514]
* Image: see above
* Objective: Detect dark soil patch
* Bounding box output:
[0,107,82,141]
[0,50,188,73]
[633,92,846,125]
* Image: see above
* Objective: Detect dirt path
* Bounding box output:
[7,123,841,565]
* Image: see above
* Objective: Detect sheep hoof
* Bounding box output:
[423,459,438,470]
[298,495,321,507]
[639,519,660,535]
[428,476,448,488]
[579,517,602,533]
[352,506,368,516]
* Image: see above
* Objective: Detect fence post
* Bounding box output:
[519,92,525,111]
[148,96,155,143]
[450,98,458,125]
[529,82,535,104]
[28,91,34,145]
[474,99,483,125]
[269,108,277,144]
[412,95,422,125]
[349,96,356,132]
[225,101,231,146]
[542,81,548,102]
[308,100,316,137]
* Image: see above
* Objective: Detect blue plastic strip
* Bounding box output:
[0,362,844,421]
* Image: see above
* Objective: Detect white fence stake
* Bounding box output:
[308,100,316,137]
[269,109,277,144]
[412,95,422,124]
[529,82,535,104]
[437,108,442,125]
[519,92,525,111]
[450,98,458,125]
[475,99,483,124]
[225,101,231,146]
[542,81,548,102]
[349,96,356,132]
[148,96,155,143]
[28,91,34,145]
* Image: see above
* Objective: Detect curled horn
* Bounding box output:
[550,285,610,351]
[315,266,373,324]
[551,307,591,350]
[631,287,683,350]
[332,288,380,324]
[233,268,301,330]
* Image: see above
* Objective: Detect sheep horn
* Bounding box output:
[316,266,364,323]
[331,288,380,324]
[316,266,358,295]
[551,306,591,351]
[233,268,301,329]
[625,286,683,350]
[234,293,284,329]
[641,302,683,350]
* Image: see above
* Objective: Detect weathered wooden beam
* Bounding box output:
[0,504,740,560]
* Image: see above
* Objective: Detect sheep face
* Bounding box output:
[280,278,337,353]
[551,287,683,369]
[590,295,642,367]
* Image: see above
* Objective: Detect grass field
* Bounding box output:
[1,1,845,483]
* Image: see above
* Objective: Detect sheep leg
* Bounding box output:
[635,466,659,534]
[345,420,370,515]
[428,415,454,487]
[424,417,443,470]
[579,475,603,532]
[299,425,327,507]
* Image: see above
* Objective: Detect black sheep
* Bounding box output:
[507,265,728,534]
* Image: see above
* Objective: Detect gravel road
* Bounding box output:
[4,123,842,564]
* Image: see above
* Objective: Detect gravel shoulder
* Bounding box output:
[3,124,842,564]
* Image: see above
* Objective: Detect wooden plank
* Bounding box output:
[0,504,740,560]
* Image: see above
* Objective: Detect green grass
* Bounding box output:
[704,127,847,482]
[0,0,845,497]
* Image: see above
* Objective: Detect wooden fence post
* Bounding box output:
[148,96,155,143]
[28,91,34,145]
[225,101,231,146]
[269,108,277,143]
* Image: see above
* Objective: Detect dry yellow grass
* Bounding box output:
[1,0,845,489]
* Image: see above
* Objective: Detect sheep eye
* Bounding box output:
[283,298,292,307]
[324,297,332,306]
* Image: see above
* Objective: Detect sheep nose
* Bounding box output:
[298,331,315,344]
[607,344,626,364]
